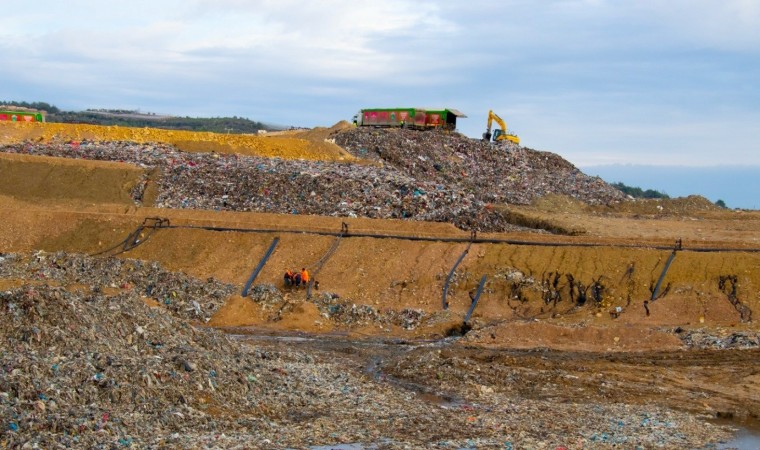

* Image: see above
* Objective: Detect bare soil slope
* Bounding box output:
[1,123,758,348]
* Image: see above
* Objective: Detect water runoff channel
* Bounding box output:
[231,330,474,449]
[228,328,760,450]
[231,329,465,407]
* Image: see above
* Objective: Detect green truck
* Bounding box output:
[0,110,45,123]
[352,108,466,130]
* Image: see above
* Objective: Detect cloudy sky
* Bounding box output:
[2,1,759,186]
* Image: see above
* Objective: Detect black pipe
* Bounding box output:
[442,243,472,310]
[161,224,760,253]
[464,275,487,322]
[306,228,345,299]
[242,237,280,297]
[651,250,677,301]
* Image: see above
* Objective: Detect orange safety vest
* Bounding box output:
[301,269,310,283]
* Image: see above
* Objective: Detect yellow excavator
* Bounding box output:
[483,110,519,145]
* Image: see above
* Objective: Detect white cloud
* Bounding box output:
[1,0,758,171]
[0,0,460,88]
[629,0,760,51]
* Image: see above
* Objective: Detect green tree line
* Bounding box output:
[0,100,60,113]
[611,182,669,199]
[1,100,270,134]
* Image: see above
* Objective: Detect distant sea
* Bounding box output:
[580,165,760,211]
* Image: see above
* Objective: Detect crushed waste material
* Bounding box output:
[334,128,624,206]
[675,328,760,349]
[0,127,625,233]
[0,251,234,322]
[0,251,736,448]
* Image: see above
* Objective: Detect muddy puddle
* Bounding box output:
[711,417,760,450]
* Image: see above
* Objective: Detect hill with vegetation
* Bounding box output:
[0,100,270,134]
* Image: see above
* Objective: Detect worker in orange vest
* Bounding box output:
[300,268,310,287]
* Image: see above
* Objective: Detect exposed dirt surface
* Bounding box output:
[1,121,759,448]
[0,121,352,161]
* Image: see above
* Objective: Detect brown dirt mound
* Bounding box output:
[267,121,355,160]
[0,153,141,206]
[531,193,590,214]
[598,195,721,216]
[0,121,354,161]
[2,199,758,349]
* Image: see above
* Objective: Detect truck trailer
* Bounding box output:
[352,108,466,130]
[0,110,45,123]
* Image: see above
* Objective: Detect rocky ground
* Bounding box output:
[1,121,759,448]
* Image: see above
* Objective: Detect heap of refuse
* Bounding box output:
[1,140,522,232]
[1,129,624,233]
[333,127,624,206]
[0,252,234,322]
[0,252,470,448]
[0,251,733,448]
[675,328,760,349]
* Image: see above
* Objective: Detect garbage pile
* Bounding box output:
[0,252,735,448]
[333,127,625,206]
[0,251,422,331]
[313,293,426,330]
[0,254,472,448]
[0,140,526,232]
[0,251,234,322]
[675,328,760,349]
[248,284,285,309]
[1,131,625,232]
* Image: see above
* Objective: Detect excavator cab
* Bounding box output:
[492,129,519,143]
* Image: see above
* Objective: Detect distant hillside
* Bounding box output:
[583,164,760,210]
[0,100,271,134]
[610,182,669,199]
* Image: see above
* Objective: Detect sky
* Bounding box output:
[2,1,759,206]
[584,164,760,210]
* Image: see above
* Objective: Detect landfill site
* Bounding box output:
[1,119,760,449]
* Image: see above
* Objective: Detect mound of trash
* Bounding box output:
[0,141,526,232]
[2,126,629,233]
[0,252,234,322]
[333,127,625,206]
[0,252,457,448]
